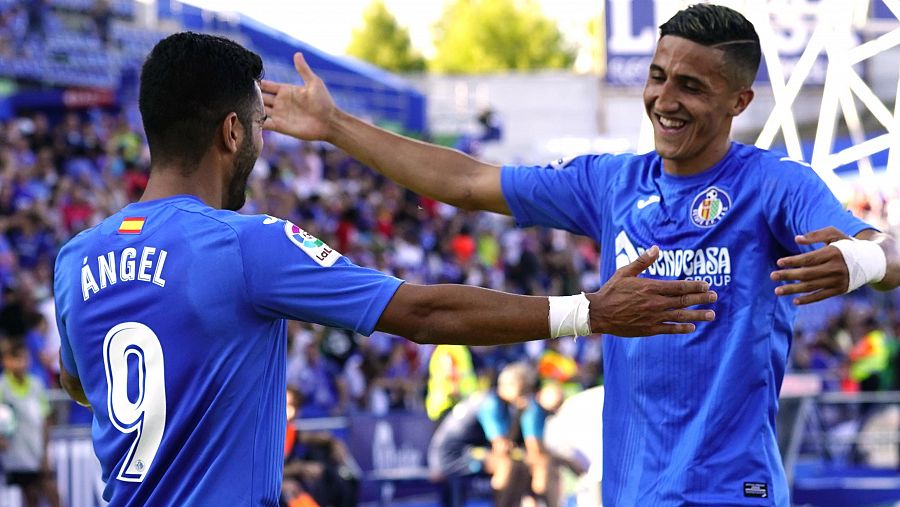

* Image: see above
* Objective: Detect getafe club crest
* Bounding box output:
[690,186,731,228]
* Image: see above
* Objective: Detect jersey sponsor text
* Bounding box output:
[615,230,732,286]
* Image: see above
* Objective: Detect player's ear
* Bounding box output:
[220,112,241,154]
[730,88,754,117]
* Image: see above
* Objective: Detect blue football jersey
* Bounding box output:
[54,195,403,506]
[501,143,872,506]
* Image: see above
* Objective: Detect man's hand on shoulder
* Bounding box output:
[588,246,717,336]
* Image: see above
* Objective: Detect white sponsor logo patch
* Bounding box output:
[284,222,340,267]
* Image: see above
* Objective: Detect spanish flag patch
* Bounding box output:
[118,217,145,235]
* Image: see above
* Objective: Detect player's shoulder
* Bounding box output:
[736,144,809,171]
[208,212,295,244]
[547,151,640,172]
[55,221,103,267]
[722,143,816,185]
[165,199,283,240]
[749,146,823,185]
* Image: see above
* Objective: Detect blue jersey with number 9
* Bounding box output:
[54,195,403,505]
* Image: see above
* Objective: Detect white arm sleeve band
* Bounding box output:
[830,238,887,293]
[548,293,592,338]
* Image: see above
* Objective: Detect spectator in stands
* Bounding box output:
[0,4,16,58]
[425,345,478,422]
[287,330,348,418]
[283,387,358,507]
[0,286,31,342]
[0,340,60,507]
[91,0,113,48]
[7,211,55,270]
[846,314,891,400]
[373,339,420,411]
[21,0,47,52]
[426,362,553,507]
[531,380,585,506]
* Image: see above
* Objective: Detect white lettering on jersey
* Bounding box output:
[81,247,169,301]
[614,231,732,287]
[263,215,279,225]
[284,221,341,268]
[81,257,99,301]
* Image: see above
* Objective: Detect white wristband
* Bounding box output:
[548,293,592,338]
[830,238,886,293]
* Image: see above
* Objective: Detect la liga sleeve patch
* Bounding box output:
[283,221,341,267]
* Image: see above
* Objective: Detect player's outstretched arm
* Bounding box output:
[771,226,900,305]
[375,246,717,344]
[59,358,90,409]
[260,53,508,214]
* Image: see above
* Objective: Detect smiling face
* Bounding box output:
[643,36,753,175]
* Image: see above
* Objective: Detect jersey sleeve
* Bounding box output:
[520,399,547,440]
[237,218,404,336]
[477,393,508,441]
[500,155,615,237]
[53,248,78,377]
[762,159,875,254]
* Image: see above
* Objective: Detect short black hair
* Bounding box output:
[139,32,263,168]
[659,4,761,88]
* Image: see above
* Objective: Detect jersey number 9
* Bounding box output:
[103,322,167,482]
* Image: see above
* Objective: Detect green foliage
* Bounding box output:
[347,0,426,73]
[431,0,575,74]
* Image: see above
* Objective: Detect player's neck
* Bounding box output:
[662,140,733,177]
[141,163,224,209]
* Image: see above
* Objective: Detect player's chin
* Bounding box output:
[652,137,691,161]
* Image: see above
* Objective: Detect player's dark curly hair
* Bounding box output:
[659,4,761,89]
[139,32,263,168]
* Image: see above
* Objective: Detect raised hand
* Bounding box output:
[587,246,717,336]
[260,52,336,141]
[770,226,851,305]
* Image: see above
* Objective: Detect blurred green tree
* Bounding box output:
[346,0,426,73]
[431,0,575,74]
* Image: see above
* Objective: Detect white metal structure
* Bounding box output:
[637,0,900,200]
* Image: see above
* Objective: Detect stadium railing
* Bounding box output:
[784,390,900,507]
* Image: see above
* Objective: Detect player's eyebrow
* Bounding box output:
[648,64,709,89]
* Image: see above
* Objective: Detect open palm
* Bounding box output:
[260,53,335,141]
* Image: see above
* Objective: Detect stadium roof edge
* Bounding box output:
[235,13,423,97]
